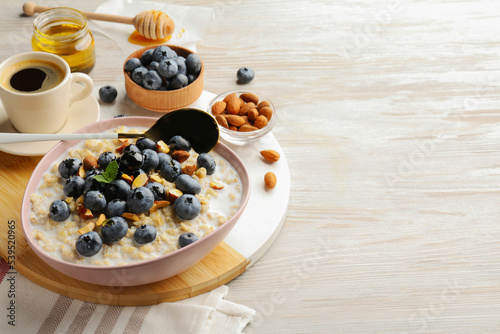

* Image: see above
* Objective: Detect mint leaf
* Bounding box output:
[94,160,119,184]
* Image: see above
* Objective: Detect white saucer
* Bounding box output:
[0,83,100,156]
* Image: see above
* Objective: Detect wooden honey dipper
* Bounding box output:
[22,2,175,40]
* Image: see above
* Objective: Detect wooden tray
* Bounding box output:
[0,133,289,305]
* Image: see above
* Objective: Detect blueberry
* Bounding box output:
[97,151,116,170]
[158,83,169,91]
[160,158,182,182]
[168,135,191,151]
[175,174,201,194]
[124,57,142,72]
[131,66,148,86]
[187,73,197,84]
[145,182,166,201]
[134,225,157,244]
[197,153,216,175]
[186,53,201,75]
[84,173,107,194]
[105,179,131,200]
[169,73,188,90]
[49,199,71,222]
[148,61,160,72]
[178,232,199,248]
[173,57,187,75]
[143,70,162,90]
[84,190,107,212]
[76,231,103,257]
[99,85,118,103]
[157,59,178,79]
[63,176,86,198]
[157,152,172,171]
[136,137,157,151]
[127,187,155,214]
[101,217,128,243]
[58,158,82,179]
[122,144,141,154]
[105,199,128,217]
[152,45,172,62]
[237,67,255,84]
[174,194,201,220]
[141,149,159,173]
[119,150,143,172]
[140,48,154,66]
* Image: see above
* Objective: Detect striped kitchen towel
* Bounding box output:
[0,267,255,334]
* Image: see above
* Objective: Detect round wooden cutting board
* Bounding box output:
[0,132,289,306]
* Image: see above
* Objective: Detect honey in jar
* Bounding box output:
[31,8,95,74]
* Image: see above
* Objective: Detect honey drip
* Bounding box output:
[128,30,171,46]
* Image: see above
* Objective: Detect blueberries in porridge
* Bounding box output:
[29,127,243,266]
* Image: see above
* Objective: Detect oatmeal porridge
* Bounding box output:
[29,126,243,266]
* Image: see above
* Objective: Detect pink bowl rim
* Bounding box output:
[20,116,251,272]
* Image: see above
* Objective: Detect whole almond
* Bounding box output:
[259,106,273,120]
[83,155,98,170]
[172,150,190,163]
[240,93,259,105]
[248,108,259,122]
[260,150,280,162]
[238,102,256,116]
[229,125,238,131]
[226,96,241,114]
[239,124,258,132]
[223,92,237,104]
[257,100,271,110]
[241,115,251,125]
[216,115,228,128]
[253,115,268,129]
[225,115,246,127]
[211,101,226,116]
[264,172,277,189]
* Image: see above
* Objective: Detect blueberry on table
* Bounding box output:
[157,59,178,79]
[136,137,157,151]
[84,190,107,212]
[134,225,157,244]
[168,135,191,151]
[237,67,255,84]
[197,153,216,175]
[49,199,71,222]
[99,85,118,103]
[76,231,103,257]
[97,151,116,170]
[145,182,166,201]
[160,158,182,182]
[131,66,148,86]
[141,149,159,173]
[106,179,131,200]
[63,175,86,198]
[143,70,162,90]
[105,199,128,218]
[178,232,199,248]
[186,54,202,75]
[101,217,128,243]
[124,57,142,73]
[58,158,82,179]
[175,194,201,220]
[175,174,202,195]
[127,187,155,214]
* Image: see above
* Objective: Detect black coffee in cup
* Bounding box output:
[1,60,65,93]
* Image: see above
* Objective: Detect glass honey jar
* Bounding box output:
[31,8,95,74]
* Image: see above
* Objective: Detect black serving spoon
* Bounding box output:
[0,108,220,153]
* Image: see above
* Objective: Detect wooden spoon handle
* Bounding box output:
[22,2,134,25]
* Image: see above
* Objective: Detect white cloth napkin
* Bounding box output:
[0,259,255,333]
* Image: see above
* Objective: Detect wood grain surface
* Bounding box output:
[2,0,500,332]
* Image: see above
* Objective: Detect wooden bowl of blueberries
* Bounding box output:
[123,44,204,112]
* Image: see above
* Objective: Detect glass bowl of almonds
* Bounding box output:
[208,90,276,145]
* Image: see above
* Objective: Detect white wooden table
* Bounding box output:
[1,0,500,332]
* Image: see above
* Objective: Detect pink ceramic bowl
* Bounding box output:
[21,117,250,286]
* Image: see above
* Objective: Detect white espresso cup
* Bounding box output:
[0,51,93,133]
